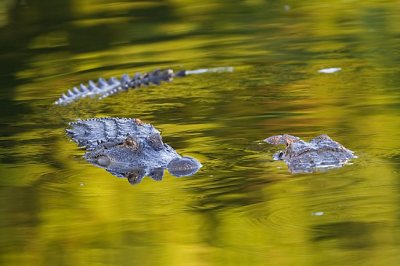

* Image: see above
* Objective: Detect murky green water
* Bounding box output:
[1,1,400,265]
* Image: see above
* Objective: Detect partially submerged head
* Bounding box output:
[67,117,202,184]
[264,134,301,161]
[84,141,202,184]
[264,134,357,173]
[264,134,301,146]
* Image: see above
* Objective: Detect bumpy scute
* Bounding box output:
[148,133,164,151]
[55,69,176,106]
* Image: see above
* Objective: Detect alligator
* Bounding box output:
[55,67,233,105]
[264,134,356,173]
[58,67,233,184]
[67,117,202,184]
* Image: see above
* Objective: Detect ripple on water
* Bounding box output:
[236,161,399,242]
[225,167,341,218]
[38,167,91,194]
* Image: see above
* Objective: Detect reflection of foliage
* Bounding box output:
[1,1,400,265]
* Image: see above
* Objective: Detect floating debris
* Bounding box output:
[318,67,342,74]
[185,66,234,75]
[311,211,324,216]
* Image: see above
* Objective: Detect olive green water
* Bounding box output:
[1,1,400,265]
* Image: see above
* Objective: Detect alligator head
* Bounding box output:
[264,134,356,173]
[67,118,202,184]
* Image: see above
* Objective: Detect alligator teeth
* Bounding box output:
[73,87,81,94]
[67,89,74,97]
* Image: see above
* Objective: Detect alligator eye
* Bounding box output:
[273,151,284,160]
[124,136,140,151]
[148,133,164,151]
[96,155,111,167]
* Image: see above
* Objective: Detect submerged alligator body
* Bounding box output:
[55,67,233,105]
[264,134,356,173]
[67,118,202,184]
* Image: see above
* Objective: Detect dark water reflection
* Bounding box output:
[1,0,400,265]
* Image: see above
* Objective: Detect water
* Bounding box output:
[1,1,400,265]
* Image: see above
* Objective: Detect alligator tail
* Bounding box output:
[55,67,233,105]
[54,69,175,105]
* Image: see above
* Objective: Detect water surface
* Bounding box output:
[1,1,400,265]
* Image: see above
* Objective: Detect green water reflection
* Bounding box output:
[1,0,400,265]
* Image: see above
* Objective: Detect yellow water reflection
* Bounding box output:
[1,0,400,265]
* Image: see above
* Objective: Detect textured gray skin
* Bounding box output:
[264,134,356,173]
[67,118,202,184]
[55,69,186,105]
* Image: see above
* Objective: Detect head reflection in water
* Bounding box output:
[83,138,202,184]
[86,156,202,185]
[83,140,202,184]
[121,158,202,185]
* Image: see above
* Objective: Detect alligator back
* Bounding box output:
[66,117,160,150]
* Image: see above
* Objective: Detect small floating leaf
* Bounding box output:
[318,67,342,74]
